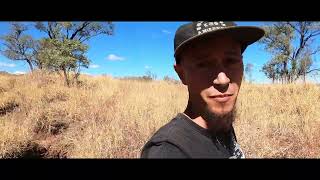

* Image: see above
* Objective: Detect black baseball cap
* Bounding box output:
[174,21,265,58]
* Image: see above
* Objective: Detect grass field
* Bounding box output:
[0,70,319,158]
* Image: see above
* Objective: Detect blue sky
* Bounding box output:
[0,21,319,84]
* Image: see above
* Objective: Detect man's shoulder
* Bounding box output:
[141,114,191,158]
[140,141,188,158]
[142,113,194,149]
[150,113,191,142]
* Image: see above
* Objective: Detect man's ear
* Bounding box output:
[174,64,187,85]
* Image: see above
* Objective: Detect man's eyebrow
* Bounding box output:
[224,51,241,56]
[189,54,211,61]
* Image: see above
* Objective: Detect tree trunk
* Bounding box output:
[63,67,70,87]
[74,64,81,85]
[37,60,43,70]
[74,71,80,85]
[303,72,306,84]
[26,59,34,72]
[288,74,292,84]
[283,61,288,84]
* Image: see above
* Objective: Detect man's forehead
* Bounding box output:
[187,50,241,60]
[177,35,242,63]
[187,45,242,58]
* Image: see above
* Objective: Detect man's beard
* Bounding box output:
[202,106,237,135]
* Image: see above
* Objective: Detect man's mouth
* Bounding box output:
[209,94,233,103]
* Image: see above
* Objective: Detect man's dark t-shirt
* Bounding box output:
[141,113,245,158]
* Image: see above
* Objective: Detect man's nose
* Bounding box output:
[213,72,230,92]
[213,72,230,85]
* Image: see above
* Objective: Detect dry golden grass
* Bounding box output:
[236,83,320,158]
[0,70,319,158]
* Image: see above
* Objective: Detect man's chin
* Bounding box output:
[208,107,234,117]
[202,106,236,133]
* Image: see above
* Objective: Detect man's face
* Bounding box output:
[175,35,243,119]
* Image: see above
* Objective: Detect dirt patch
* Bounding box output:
[34,120,69,136]
[0,102,19,116]
[42,91,69,103]
[4,142,47,159]
[0,87,7,93]
[4,140,68,159]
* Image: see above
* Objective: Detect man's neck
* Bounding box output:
[184,101,210,129]
[183,100,234,135]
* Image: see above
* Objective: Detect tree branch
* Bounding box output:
[70,22,90,40]
[79,32,103,43]
[287,22,301,34]
[306,68,320,74]
[47,22,54,39]
[310,47,320,55]
[309,31,320,38]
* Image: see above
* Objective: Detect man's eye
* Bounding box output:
[196,62,208,68]
[227,58,241,63]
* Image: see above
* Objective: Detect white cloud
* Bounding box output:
[162,30,172,34]
[145,65,152,69]
[82,72,91,75]
[14,71,25,75]
[0,62,16,67]
[106,54,125,61]
[89,64,100,69]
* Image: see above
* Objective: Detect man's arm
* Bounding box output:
[141,142,188,159]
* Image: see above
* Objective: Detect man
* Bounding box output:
[141,21,265,158]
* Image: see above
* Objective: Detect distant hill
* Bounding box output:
[0,71,24,76]
[0,71,11,75]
